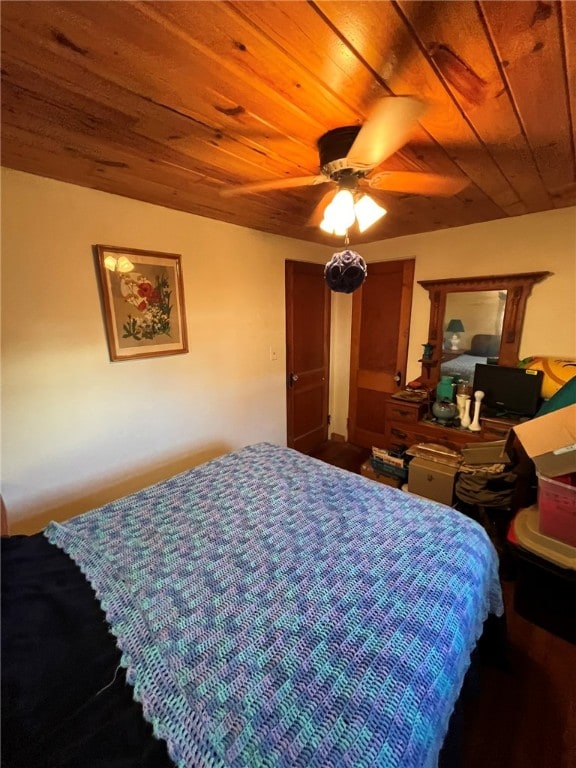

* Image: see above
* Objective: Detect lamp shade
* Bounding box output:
[446,318,465,333]
[320,189,355,235]
[354,195,387,233]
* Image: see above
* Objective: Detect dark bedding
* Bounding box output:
[1,533,172,768]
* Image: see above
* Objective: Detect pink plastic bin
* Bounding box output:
[537,472,576,547]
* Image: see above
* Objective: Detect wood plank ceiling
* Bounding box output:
[1,1,575,244]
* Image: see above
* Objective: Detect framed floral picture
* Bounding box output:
[95,245,188,361]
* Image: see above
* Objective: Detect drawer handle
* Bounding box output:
[396,409,411,417]
[391,428,407,438]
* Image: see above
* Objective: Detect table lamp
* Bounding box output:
[446,318,465,350]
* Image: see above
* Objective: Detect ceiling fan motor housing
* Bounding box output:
[317,126,364,180]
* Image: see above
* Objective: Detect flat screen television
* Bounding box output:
[472,364,544,419]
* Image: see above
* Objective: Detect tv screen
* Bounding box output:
[472,364,543,418]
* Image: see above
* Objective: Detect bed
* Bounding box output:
[2,442,504,768]
[440,334,501,381]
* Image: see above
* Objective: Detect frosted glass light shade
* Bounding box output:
[322,189,356,233]
[103,255,135,273]
[116,256,135,272]
[319,191,387,235]
[354,195,387,232]
[320,217,348,236]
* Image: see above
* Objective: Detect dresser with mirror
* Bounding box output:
[382,271,551,454]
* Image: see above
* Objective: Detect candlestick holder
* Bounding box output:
[469,390,484,431]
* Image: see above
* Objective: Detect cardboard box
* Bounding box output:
[360,461,403,489]
[407,458,457,506]
[406,442,461,468]
[461,440,510,465]
[510,404,576,478]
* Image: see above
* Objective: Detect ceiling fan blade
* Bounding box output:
[346,96,427,170]
[307,187,338,227]
[367,171,469,197]
[220,175,327,198]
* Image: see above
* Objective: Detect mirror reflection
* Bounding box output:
[439,290,507,383]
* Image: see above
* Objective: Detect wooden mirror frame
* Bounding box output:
[417,271,551,387]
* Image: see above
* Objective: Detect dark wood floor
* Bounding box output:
[311,441,576,768]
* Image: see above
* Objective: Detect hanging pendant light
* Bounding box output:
[324,247,367,294]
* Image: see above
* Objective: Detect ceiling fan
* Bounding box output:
[220,96,469,235]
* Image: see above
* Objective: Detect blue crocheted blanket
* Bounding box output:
[45,443,503,768]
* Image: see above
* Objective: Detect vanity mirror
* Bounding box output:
[418,272,551,389]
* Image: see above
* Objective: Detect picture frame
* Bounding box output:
[95,245,188,361]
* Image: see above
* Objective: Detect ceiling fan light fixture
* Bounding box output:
[354,194,387,233]
[319,190,386,235]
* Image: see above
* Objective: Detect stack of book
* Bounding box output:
[370,447,408,482]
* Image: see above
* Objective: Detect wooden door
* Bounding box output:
[348,259,415,449]
[285,260,331,454]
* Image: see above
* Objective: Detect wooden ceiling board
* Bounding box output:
[479,0,575,193]
[397,0,554,214]
[0,69,253,195]
[319,0,525,215]
[562,2,576,92]
[1,3,325,167]
[1,0,574,244]
[133,2,361,133]
[230,1,393,116]
[559,0,576,200]
[0,50,318,194]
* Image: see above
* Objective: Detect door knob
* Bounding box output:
[288,372,299,387]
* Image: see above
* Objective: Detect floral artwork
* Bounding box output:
[95,245,188,361]
[119,272,172,341]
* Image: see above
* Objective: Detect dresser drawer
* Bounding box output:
[386,401,427,423]
[385,420,482,453]
[385,422,441,451]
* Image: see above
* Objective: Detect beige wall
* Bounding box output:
[329,207,576,437]
[1,169,326,533]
